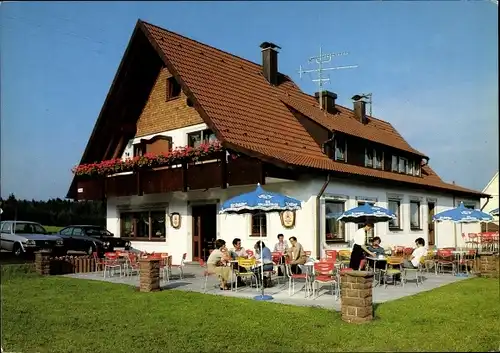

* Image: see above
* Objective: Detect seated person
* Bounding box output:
[273,234,289,253]
[230,238,247,259]
[206,239,234,290]
[403,237,427,269]
[230,238,247,287]
[368,237,385,257]
[252,241,274,288]
[366,237,386,270]
[287,236,307,274]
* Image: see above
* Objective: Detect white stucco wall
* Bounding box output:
[480,172,499,225]
[106,177,480,262]
[109,124,480,261]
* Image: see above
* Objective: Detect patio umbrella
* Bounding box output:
[432,202,493,276]
[336,204,397,224]
[336,203,396,245]
[219,183,302,301]
[490,208,499,217]
[432,202,493,223]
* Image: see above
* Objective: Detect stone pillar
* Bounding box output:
[35,250,52,276]
[478,253,499,278]
[139,258,160,292]
[340,270,374,324]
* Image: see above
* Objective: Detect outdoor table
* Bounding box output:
[366,256,387,286]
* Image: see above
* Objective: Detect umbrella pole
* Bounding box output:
[254,211,273,301]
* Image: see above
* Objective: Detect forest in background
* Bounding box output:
[0,194,105,227]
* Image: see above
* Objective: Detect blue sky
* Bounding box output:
[1,1,498,200]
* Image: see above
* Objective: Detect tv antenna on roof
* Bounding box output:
[298,46,358,110]
[352,93,373,117]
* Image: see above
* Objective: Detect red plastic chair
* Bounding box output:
[324,250,337,263]
[285,259,309,297]
[312,261,338,299]
[436,249,455,274]
[246,249,254,257]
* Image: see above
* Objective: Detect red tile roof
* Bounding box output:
[138,20,483,197]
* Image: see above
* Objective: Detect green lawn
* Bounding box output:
[44,225,63,233]
[1,274,499,353]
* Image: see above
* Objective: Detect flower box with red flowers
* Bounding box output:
[73,141,223,177]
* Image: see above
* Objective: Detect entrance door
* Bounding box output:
[191,204,217,261]
[428,202,436,246]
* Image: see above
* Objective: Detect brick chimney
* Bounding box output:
[260,42,281,85]
[352,95,368,124]
[314,90,337,114]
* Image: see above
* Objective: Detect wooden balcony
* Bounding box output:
[75,156,273,200]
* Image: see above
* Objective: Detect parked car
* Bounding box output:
[0,221,65,257]
[56,225,131,255]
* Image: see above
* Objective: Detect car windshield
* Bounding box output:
[85,227,108,237]
[14,223,46,234]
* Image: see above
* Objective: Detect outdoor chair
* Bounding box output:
[403,247,414,260]
[324,250,338,264]
[422,250,436,273]
[403,258,424,286]
[234,258,258,291]
[246,249,254,257]
[103,253,122,278]
[124,253,140,277]
[312,261,339,300]
[382,257,404,288]
[435,249,456,275]
[168,253,187,280]
[271,252,285,285]
[337,250,351,269]
[199,258,217,293]
[92,252,106,273]
[285,259,310,297]
[393,246,405,258]
[464,249,477,274]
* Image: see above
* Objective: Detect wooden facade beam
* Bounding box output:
[220,151,228,189]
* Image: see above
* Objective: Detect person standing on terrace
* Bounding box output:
[350,224,376,270]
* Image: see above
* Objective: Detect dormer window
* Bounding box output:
[365,149,373,167]
[335,137,346,161]
[398,157,407,173]
[166,76,181,100]
[407,160,414,175]
[391,155,398,171]
[374,150,383,169]
[187,129,217,148]
[415,162,421,176]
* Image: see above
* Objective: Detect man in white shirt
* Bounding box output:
[404,237,427,268]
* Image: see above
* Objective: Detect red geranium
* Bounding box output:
[73,140,222,177]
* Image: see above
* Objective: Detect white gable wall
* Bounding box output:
[480,172,499,225]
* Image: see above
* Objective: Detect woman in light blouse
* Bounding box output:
[206,239,234,290]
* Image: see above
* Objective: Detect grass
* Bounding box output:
[1,274,499,353]
[44,225,63,233]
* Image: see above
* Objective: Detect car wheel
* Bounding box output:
[13,243,23,257]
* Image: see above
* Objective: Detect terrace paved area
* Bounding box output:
[63,264,470,310]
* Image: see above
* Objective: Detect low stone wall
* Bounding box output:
[35,251,97,275]
[477,253,499,278]
[340,270,374,324]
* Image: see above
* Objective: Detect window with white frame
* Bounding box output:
[335,137,346,161]
[407,160,414,175]
[410,200,421,230]
[374,150,383,169]
[398,157,408,173]
[391,155,398,171]
[325,200,346,243]
[250,213,267,237]
[415,162,421,176]
[388,199,402,230]
[187,129,217,148]
[365,149,374,167]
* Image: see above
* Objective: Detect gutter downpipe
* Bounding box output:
[316,173,331,258]
[480,196,492,232]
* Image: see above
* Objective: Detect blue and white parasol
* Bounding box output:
[336,203,397,224]
[219,183,302,301]
[432,202,493,223]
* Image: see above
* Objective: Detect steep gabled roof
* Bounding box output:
[68,20,486,198]
[138,20,483,197]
